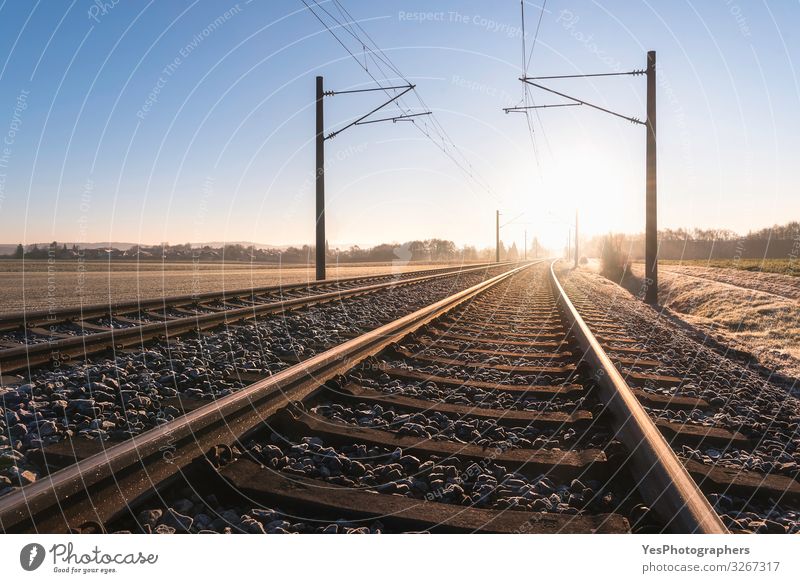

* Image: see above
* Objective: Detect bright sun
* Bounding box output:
[502,137,646,250]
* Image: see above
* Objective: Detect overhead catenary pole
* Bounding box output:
[574,209,579,268]
[313,77,428,281]
[508,51,657,301]
[496,210,500,263]
[645,50,658,304]
[315,76,326,281]
[524,229,527,261]
[567,228,571,261]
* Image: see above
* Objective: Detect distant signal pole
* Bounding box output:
[314,76,430,280]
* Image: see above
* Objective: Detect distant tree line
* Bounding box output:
[584,221,800,261]
[656,223,799,242]
[3,239,507,263]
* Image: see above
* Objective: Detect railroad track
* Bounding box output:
[1,260,734,533]
[561,266,800,534]
[0,262,506,373]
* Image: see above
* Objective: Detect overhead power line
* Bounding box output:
[525,0,548,74]
[518,0,551,170]
[299,0,501,202]
[328,0,497,196]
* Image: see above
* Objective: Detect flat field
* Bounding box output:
[659,258,798,277]
[629,263,800,379]
[646,262,800,301]
[0,259,478,314]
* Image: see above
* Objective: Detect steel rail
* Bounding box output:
[0,262,534,533]
[548,260,727,534]
[0,261,506,331]
[0,263,511,373]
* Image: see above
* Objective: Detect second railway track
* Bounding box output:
[0,262,506,372]
[1,260,735,533]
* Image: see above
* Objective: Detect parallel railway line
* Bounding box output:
[0,262,505,373]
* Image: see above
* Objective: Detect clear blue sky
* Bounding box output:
[0,0,797,250]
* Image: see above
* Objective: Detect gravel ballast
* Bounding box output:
[561,267,800,533]
[0,268,504,496]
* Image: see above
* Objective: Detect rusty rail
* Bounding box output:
[549,260,727,534]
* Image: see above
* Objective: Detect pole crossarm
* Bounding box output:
[521,79,645,125]
[355,111,431,126]
[324,84,413,96]
[325,85,415,140]
[500,212,526,228]
[504,103,580,113]
[522,70,645,80]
